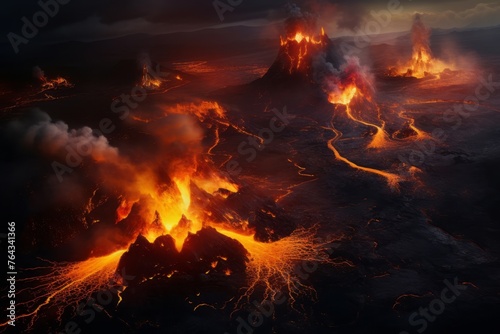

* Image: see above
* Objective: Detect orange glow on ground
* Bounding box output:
[3,249,127,329]
[325,125,401,190]
[215,227,332,306]
[328,86,391,150]
[38,76,73,92]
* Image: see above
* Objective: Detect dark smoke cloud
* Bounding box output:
[284,3,318,35]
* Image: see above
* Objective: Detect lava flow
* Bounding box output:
[260,18,408,189]
[1,249,127,330]
[327,64,391,150]
[280,29,326,73]
[114,101,331,302]
[324,124,401,189]
[323,59,401,189]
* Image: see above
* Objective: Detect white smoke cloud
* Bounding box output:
[14,110,119,161]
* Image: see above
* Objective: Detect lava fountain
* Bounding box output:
[387,14,452,78]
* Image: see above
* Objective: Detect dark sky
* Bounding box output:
[1,0,499,43]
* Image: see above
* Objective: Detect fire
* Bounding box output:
[33,66,73,93]
[140,64,163,89]
[5,97,336,330]
[122,166,240,252]
[328,85,359,106]
[112,99,334,305]
[280,31,323,46]
[40,76,73,91]
[278,27,327,73]
[116,198,138,223]
[114,104,240,251]
[33,67,73,92]
[165,101,227,121]
[387,14,452,78]
[280,29,324,46]
[326,59,392,148]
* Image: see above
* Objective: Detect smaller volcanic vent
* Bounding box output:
[137,54,184,91]
[33,66,73,92]
[140,63,164,89]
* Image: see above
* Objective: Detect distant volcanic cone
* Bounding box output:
[260,8,341,84]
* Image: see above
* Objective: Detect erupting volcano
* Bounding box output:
[3,99,331,331]
[387,14,454,78]
[260,10,340,84]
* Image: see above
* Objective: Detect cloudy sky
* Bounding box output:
[2,0,500,42]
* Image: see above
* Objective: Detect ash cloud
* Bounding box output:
[284,3,319,36]
[317,54,374,98]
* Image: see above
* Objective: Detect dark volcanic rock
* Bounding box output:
[180,227,248,275]
[118,226,249,285]
[117,234,179,285]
